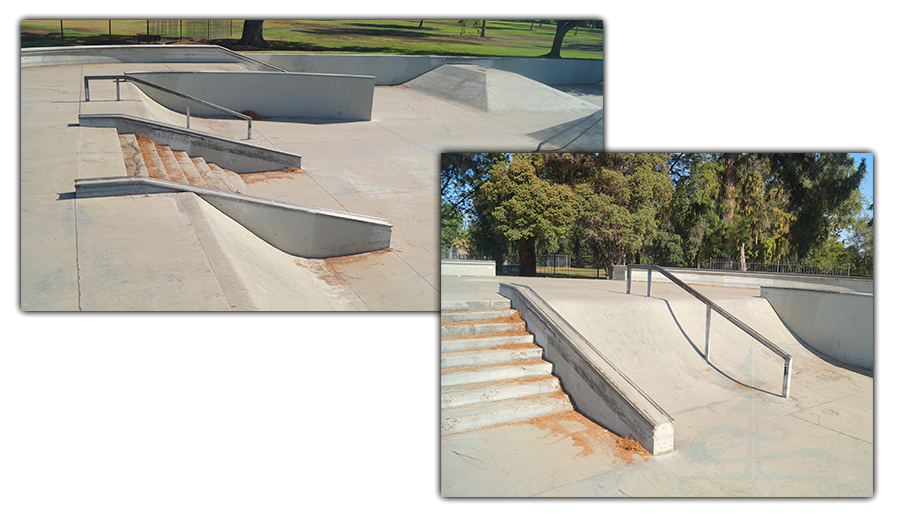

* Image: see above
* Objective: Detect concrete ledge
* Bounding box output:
[253,53,603,86]
[440,260,496,277]
[125,70,375,121]
[78,114,301,173]
[74,177,392,258]
[498,282,674,455]
[761,287,874,370]
[616,266,873,294]
[21,44,286,71]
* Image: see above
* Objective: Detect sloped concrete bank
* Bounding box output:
[498,282,675,455]
[761,287,874,370]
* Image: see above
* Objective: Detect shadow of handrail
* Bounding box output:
[627,264,793,398]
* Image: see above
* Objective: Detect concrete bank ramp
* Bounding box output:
[404,64,600,114]
[543,292,827,447]
[179,192,368,311]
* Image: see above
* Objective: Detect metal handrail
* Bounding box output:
[83,74,252,139]
[626,264,793,398]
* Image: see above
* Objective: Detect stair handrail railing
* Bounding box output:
[83,74,252,139]
[626,264,793,399]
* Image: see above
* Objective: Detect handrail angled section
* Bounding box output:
[83,74,252,139]
[626,264,793,399]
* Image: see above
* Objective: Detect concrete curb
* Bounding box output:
[499,282,675,455]
[74,176,392,258]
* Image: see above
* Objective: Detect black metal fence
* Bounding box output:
[441,250,606,279]
[709,258,851,277]
[147,20,238,42]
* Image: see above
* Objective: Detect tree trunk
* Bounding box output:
[418,20,424,28]
[740,242,747,271]
[722,153,738,222]
[481,20,486,37]
[238,20,267,48]
[545,21,580,58]
[518,237,537,277]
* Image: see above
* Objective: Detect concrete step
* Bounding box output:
[209,163,250,194]
[173,150,204,186]
[441,299,510,312]
[441,376,563,410]
[135,134,170,181]
[441,320,526,338]
[440,392,573,435]
[441,333,535,352]
[151,144,184,183]
[441,360,553,388]
[441,345,544,369]
[441,308,517,324]
[188,156,220,190]
[118,134,148,177]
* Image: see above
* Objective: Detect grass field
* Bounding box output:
[20,19,603,59]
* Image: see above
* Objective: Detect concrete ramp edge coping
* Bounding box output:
[74,177,392,259]
[498,282,675,455]
[21,44,287,72]
[79,114,301,173]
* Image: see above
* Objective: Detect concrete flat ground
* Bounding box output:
[440,275,873,497]
[20,59,602,311]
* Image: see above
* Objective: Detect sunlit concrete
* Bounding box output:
[21,47,603,311]
[441,275,873,496]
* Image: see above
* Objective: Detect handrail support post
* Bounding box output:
[704,304,712,362]
[782,358,793,398]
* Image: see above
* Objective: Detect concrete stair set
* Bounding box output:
[440,299,574,435]
[118,133,249,194]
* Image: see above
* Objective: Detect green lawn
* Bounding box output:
[21,19,603,60]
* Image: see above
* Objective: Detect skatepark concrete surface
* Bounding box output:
[440,275,873,497]
[20,49,603,311]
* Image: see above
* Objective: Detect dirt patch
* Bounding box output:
[241,167,306,184]
[442,310,524,326]
[292,257,346,287]
[324,247,396,270]
[526,410,651,464]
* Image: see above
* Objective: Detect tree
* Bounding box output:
[544,20,583,58]
[541,153,672,276]
[440,152,507,216]
[475,154,578,276]
[238,20,267,48]
[441,201,465,252]
[767,153,865,258]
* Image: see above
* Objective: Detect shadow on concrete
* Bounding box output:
[656,296,779,398]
